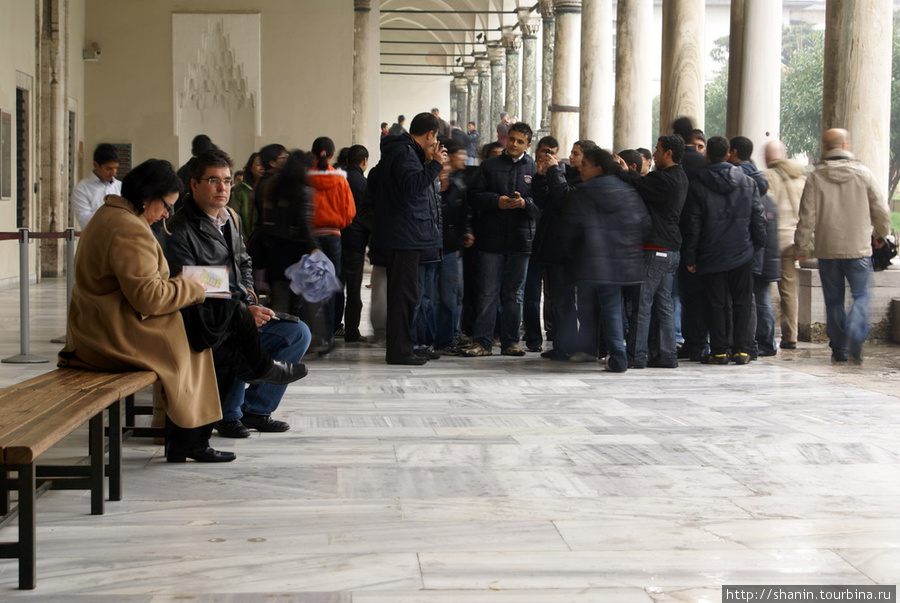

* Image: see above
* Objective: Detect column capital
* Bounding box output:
[454,76,469,91]
[519,14,541,37]
[553,0,582,14]
[487,42,506,64]
[502,30,522,53]
[464,65,479,80]
[539,0,555,19]
[475,54,491,74]
[353,0,371,12]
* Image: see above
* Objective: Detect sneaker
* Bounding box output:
[241,413,290,432]
[416,346,440,360]
[526,343,543,353]
[436,346,461,356]
[733,352,751,365]
[334,326,345,338]
[701,353,730,365]
[569,352,597,363]
[463,342,493,357]
[216,419,251,438]
[501,345,526,357]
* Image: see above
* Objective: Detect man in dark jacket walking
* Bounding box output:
[369,112,446,365]
[464,122,539,357]
[682,136,767,365]
[341,144,372,344]
[616,134,688,369]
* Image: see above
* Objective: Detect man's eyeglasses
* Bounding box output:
[200,177,234,187]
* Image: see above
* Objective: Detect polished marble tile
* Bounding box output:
[0,278,898,599]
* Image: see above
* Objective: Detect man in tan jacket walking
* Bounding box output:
[765,141,806,350]
[794,129,891,364]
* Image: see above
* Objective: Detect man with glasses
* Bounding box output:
[163,149,312,438]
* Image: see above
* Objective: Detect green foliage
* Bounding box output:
[892,212,900,234]
[779,25,824,160]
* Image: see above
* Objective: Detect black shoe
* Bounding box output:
[166,443,237,463]
[628,361,646,369]
[386,354,428,366]
[647,360,679,368]
[416,347,440,360]
[780,341,797,350]
[216,419,251,438]
[702,353,730,365]
[241,413,290,432]
[247,361,308,385]
[540,349,568,361]
[526,343,543,353]
[832,351,849,363]
[849,353,863,366]
[344,334,368,343]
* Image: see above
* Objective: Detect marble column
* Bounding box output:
[488,42,506,130]
[726,0,782,166]
[614,0,652,151]
[822,0,893,197]
[454,76,469,127]
[580,0,612,147]
[477,54,492,139]
[465,65,480,130]
[550,0,582,156]
[38,0,68,276]
[518,10,541,130]
[539,0,556,132]
[503,30,521,120]
[351,0,371,146]
[449,78,459,128]
[659,0,704,132]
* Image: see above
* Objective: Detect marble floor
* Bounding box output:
[0,278,898,601]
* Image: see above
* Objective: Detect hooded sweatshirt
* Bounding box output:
[765,158,806,251]
[794,148,890,260]
[681,161,767,275]
[307,164,356,236]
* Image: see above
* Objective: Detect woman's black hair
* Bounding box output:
[120,159,183,214]
[264,150,314,219]
[311,137,336,171]
[242,152,259,188]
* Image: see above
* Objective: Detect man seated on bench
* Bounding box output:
[59,159,307,463]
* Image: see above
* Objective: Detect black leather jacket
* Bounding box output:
[161,195,256,305]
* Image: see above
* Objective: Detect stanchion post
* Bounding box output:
[50,227,76,344]
[3,228,49,364]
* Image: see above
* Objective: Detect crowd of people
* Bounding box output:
[61,109,892,462]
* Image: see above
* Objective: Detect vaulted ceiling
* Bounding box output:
[379,0,536,77]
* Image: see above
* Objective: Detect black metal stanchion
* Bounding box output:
[50,227,76,344]
[3,228,49,364]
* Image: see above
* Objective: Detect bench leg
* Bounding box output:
[0,468,9,515]
[125,393,136,426]
[88,413,104,515]
[108,400,123,501]
[18,463,36,589]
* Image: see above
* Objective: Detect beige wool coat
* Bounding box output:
[58,195,222,428]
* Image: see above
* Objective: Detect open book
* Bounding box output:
[181,265,231,299]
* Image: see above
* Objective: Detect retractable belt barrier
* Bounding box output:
[0,228,78,364]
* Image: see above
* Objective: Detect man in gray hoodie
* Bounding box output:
[794,129,891,364]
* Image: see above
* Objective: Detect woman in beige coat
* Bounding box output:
[59,159,235,462]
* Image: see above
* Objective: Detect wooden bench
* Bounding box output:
[0,368,157,589]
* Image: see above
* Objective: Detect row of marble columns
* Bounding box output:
[353,0,893,195]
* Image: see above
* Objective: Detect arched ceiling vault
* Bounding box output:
[379,0,535,77]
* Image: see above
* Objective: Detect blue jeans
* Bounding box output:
[435,252,463,348]
[473,251,529,349]
[753,277,776,356]
[414,261,438,347]
[221,319,312,420]
[576,282,628,372]
[629,250,679,366]
[817,257,873,356]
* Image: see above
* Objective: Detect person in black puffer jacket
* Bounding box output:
[558,148,650,373]
[728,136,780,358]
[464,122,539,358]
[682,136,766,365]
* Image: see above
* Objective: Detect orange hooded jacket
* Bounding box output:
[307,164,357,236]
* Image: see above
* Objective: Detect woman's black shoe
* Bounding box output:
[246,361,308,385]
[166,443,237,463]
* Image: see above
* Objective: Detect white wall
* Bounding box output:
[83,0,356,173]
